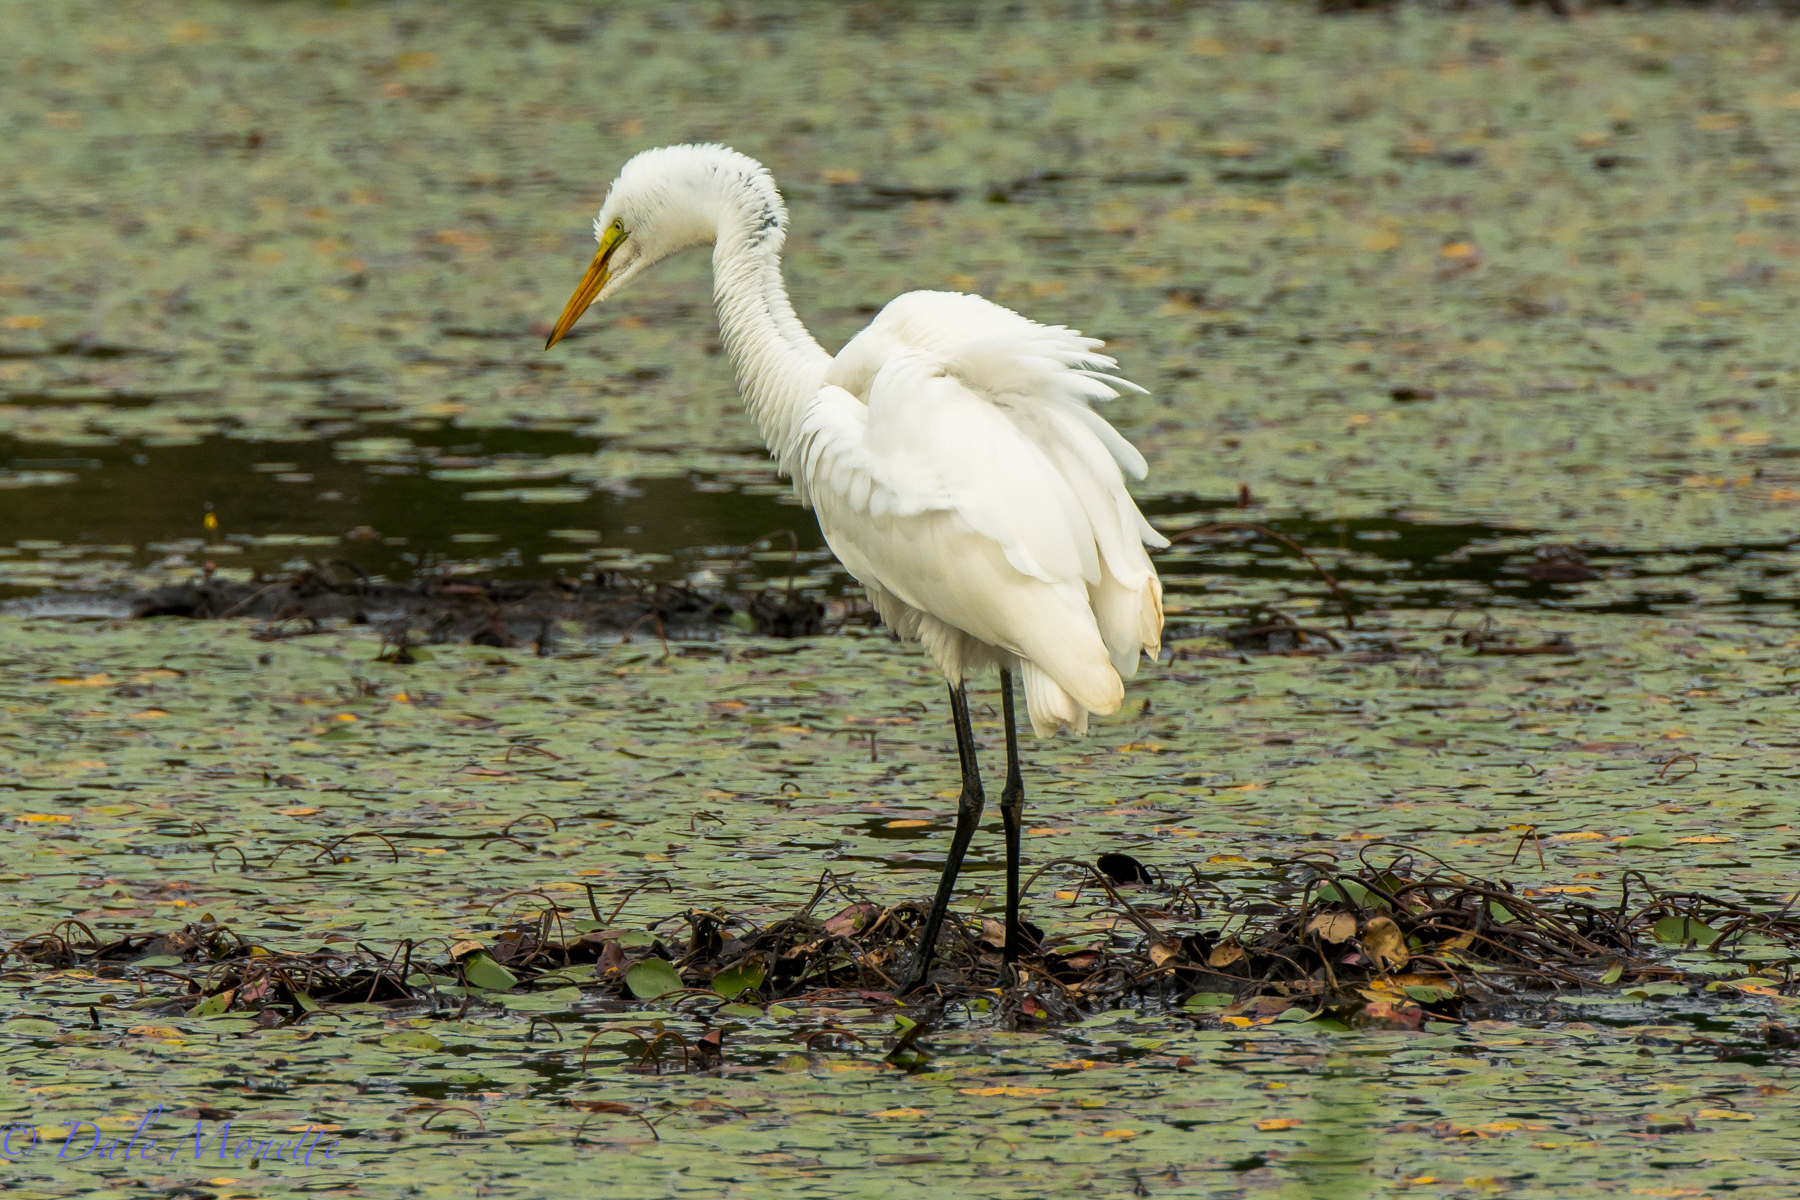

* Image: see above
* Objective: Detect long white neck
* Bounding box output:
[710,221,831,483]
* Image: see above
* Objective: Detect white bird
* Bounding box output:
[546,144,1166,991]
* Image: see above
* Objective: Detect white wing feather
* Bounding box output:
[794,290,1165,735]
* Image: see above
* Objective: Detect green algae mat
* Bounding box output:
[5,2,1800,1198]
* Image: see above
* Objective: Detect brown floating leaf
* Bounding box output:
[1096,853,1151,884]
[1306,911,1357,944]
[1363,916,1410,972]
[1207,942,1246,968]
[822,902,877,938]
[1148,939,1183,967]
[593,940,626,980]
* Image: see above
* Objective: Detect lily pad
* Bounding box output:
[711,959,765,1000]
[624,959,683,1001]
[1652,917,1721,948]
[460,952,519,992]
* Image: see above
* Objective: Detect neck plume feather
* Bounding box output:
[708,190,831,486]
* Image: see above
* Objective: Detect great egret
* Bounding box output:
[546,145,1165,991]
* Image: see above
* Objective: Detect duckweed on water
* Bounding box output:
[1,606,1798,1196]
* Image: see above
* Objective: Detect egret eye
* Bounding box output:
[611,219,625,236]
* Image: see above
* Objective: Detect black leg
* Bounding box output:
[998,667,1026,970]
[899,683,985,994]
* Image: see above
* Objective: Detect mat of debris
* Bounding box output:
[0,567,836,648]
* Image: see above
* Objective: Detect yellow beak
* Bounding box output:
[544,225,626,350]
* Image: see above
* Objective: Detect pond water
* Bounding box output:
[6,425,1800,627]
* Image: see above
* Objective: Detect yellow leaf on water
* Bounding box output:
[870,1108,928,1119]
[434,229,488,252]
[277,807,319,817]
[1148,940,1182,967]
[1673,836,1732,844]
[1,315,46,329]
[958,1086,1055,1097]
[1363,915,1410,971]
[821,168,861,185]
[1697,1109,1755,1120]
[130,709,169,720]
[1362,230,1401,252]
[16,814,71,823]
[884,819,931,829]
[1722,980,1782,997]
[1441,241,1477,258]
[1307,911,1357,943]
[1102,1128,1138,1138]
[52,674,113,687]
[1255,1118,1302,1131]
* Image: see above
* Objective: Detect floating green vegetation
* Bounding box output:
[5,0,1800,583]
[1,603,1798,1196]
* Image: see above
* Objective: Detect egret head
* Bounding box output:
[544,144,785,349]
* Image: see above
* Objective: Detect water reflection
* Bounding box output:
[3,429,1797,617]
[1,426,824,592]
